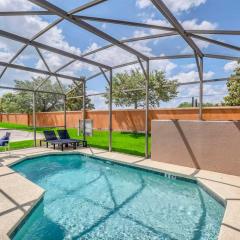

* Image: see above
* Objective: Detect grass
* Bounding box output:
[68,129,151,156]
[0,122,150,156]
[0,122,55,132]
[0,140,35,152]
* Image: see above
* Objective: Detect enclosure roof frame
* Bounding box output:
[0,0,239,96]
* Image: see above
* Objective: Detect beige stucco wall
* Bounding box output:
[151,120,240,176]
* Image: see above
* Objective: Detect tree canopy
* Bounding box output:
[105,69,178,109]
[177,101,217,108]
[66,82,94,111]
[0,77,94,113]
[178,102,193,108]
[224,62,240,106]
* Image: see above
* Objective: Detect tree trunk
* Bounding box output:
[134,102,138,109]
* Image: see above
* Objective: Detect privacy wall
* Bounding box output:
[151,120,240,176]
[0,107,240,132]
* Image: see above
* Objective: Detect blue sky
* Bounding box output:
[0,0,239,109]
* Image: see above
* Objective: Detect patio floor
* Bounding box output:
[0,147,240,240]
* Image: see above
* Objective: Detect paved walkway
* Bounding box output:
[0,128,43,142]
[0,147,240,239]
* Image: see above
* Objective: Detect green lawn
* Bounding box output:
[0,122,150,156]
[68,129,151,156]
[0,122,55,132]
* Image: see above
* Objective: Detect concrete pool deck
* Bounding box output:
[0,147,240,239]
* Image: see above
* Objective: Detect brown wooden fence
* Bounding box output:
[1,107,240,132]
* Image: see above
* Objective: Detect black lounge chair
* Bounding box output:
[41,130,78,151]
[57,129,87,148]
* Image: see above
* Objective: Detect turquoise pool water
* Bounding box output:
[12,154,224,240]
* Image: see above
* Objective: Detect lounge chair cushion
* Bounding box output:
[43,130,58,141]
[57,130,70,139]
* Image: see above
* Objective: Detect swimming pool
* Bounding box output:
[11,154,224,240]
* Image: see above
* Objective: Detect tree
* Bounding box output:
[178,102,192,108]
[1,93,20,113]
[149,70,178,107]
[203,102,217,107]
[224,62,240,106]
[0,77,94,113]
[178,101,217,108]
[105,69,178,109]
[66,81,94,111]
[14,77,66,113]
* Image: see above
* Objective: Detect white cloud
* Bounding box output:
[1,0,222,104]
[150,59,177,75]
[180,19,217,53]
[142,18,217,53]
[86,90,107,110]
[183,63,196,70]
[136,0,206,13]
[136,0,152,9]
[224,61,238,72]
[182,19,217,30]
[145,18,217,31]
[86,45,136,68]
[0,0,178,88]
[164,0,207,14]
[0,51,12,62]
[85,29,154,69]
[176,78,224,100]
[171,70,214,83]
[0,0,33,11]
[0,0,79,56]
[203,83,226,95]
[101,23,107,29]
[114,58,176,76]
[36,51,72,72]
[0,0,85,86]
[180,39,208,54]
[144,19,170,35]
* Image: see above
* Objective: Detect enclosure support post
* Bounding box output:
[109,69,113,152]
[63,95,67,129]
[199,57,204,120]
[145,60,150,158]
[82,80,86,141]
[195,53,204,120]
[33,91,36,147]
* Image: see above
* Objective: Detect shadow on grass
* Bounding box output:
[119,131,151,139]
[112,147,145,156]
[88,144,145,157]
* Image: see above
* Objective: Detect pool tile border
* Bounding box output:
[0,147,240,239]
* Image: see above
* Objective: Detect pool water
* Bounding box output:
[12,154,224,240]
